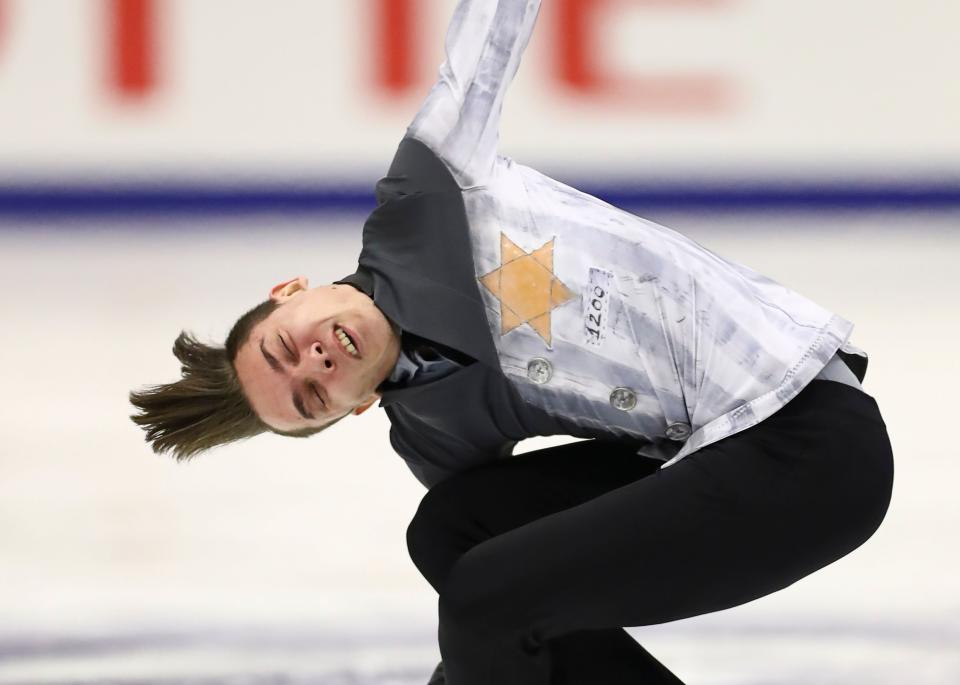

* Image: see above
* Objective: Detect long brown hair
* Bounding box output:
[129,299,337,461]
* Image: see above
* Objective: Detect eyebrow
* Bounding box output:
[293,393,313,421]
[259,336,315,420]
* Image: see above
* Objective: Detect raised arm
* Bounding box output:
[406,0,542,189]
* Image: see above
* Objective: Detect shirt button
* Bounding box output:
[665,422,692,440]
[609,387,637,411]
[526,357,553,384]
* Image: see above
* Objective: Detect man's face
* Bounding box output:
[234,277,401,432]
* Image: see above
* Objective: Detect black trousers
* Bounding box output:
[406,379,895,684]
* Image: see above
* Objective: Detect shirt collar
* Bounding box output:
[388,347,419,384]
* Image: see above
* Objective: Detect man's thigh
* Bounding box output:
[405,438,663,592]
[417,382,892,639]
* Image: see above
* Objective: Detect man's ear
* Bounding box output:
[269,276,309,303]
[352,396,379,416]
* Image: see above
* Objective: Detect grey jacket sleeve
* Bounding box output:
[389,424,459,490]
[405,0,542,189]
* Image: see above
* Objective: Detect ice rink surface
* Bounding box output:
[1,209,958,683]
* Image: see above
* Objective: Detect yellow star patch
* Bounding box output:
[478,233,577,346]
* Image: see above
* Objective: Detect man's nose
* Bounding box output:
[307,341,335,372]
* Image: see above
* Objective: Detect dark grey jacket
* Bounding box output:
[338,138,608,489]
[336,0,870,489]
[338,137,867,490]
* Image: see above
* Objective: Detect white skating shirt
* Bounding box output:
[403,0,866,469]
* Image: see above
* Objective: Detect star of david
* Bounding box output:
[478,233,577,346]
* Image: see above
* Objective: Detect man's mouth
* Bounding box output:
[334,325,361,358]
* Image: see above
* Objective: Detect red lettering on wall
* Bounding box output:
[110,0,157,99]
[376,0,418,94]
[555,0,732,112]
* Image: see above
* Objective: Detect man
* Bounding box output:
[130,1,894,682]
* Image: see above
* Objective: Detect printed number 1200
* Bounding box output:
[584,268,613,346]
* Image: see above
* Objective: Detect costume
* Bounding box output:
[338,0,867,490]
[335,1,894,681]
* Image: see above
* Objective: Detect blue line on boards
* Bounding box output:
[1,178,958,218]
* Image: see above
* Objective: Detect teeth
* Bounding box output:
[335,327,359,357]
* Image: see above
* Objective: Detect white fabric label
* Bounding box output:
[584,267,614,347]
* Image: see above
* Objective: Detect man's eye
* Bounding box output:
[311,384,325,408]
[279,334,293,357]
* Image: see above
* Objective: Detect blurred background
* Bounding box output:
[1,1,958,683]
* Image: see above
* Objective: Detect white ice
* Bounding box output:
[0,209,957,684]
